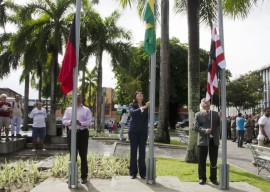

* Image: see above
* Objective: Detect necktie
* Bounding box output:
[206,110,210,120]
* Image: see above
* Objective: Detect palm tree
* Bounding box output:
[155,0,170,143]
[185,0,200,163]
[79,7,100,104]
[19,0,76,116]
[88,10,131,131]
[80,66,97,108]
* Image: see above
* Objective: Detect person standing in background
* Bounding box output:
[10,94,24,137]
[128,91,150,179]
[29,102,47,151]
[236,113,245,148]
[257,108,270,147]
[0,94,12,142]
[119,109,128,141]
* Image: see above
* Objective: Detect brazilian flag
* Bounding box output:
[144,0,156,56]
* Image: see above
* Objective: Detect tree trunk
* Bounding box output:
[38,71,42,101]
[96,50,103,132]
[169,103,178,130]
[185,0,200,163]
[47,51,58,136]
[50,51,58,115]
[22,73,29,131]
[155,0,170,144]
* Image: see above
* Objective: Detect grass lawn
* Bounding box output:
[156,158,270,192]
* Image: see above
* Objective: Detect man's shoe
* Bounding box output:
[199,180,206,185]
[211,180,219,185]
[130,175,136,179]
[81,178,87,184]
[140,176,146,179]
[11,134,14,137]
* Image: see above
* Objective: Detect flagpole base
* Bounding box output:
[68,162,78,188]
[220,164,229,189]
[146,157,156,184]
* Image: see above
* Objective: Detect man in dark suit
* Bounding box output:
[194,98,220,185]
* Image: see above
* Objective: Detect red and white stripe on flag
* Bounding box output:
[206,26,226,101]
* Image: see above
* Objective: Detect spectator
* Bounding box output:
[236,113,245,148]
[10,94,24,137]
[29,102,47,151]
[244,114,252,144]
[231,116,237,142]
[119,109,129,140]
[0,94,12,142]
[227,116,231,140]
[257,108,270,147]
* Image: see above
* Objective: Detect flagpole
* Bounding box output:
[68,0,82,188]
[218,0,229,189]
[146,0,156,184]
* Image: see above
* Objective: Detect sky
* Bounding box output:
[0,0,270,99]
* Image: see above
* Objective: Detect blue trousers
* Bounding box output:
[128,131,148,177]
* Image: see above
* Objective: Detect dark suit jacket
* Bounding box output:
[194,110,220,146]
[128,103,148,133]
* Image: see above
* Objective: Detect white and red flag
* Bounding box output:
[206,26,226,101]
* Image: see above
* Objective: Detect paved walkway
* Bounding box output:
[30,176,261,192]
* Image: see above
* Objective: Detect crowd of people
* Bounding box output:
[226,111,270,148]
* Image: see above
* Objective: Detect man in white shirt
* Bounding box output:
[62,94,92,184]
[11,94,24,137]
[29,102,47,151]
[257,108,270,147]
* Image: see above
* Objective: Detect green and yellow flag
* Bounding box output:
[144,0,156,56]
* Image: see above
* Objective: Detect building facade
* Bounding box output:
[260,64,270,108]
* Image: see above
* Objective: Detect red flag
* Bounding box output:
[58,17,76,94]
[206,26,226,101]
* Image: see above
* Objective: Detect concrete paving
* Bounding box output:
[30,176,261,192]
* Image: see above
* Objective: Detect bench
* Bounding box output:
[175,130,189,144]
[247,143,270,175]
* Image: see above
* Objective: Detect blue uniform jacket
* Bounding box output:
[128,103,148,133]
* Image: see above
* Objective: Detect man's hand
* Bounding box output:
[76,120,81,126]
[205,128,212,134]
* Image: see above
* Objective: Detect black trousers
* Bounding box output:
[198,139,219,181]
[128,131,148,177]
[67,129,89,179]
[237,130,244,147]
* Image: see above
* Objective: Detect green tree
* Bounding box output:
[19,0,77,115]
[227,71,263,112]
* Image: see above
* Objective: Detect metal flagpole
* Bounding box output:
[146,0,157,184]
[68,0,82,188]
[218,0,229,189]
